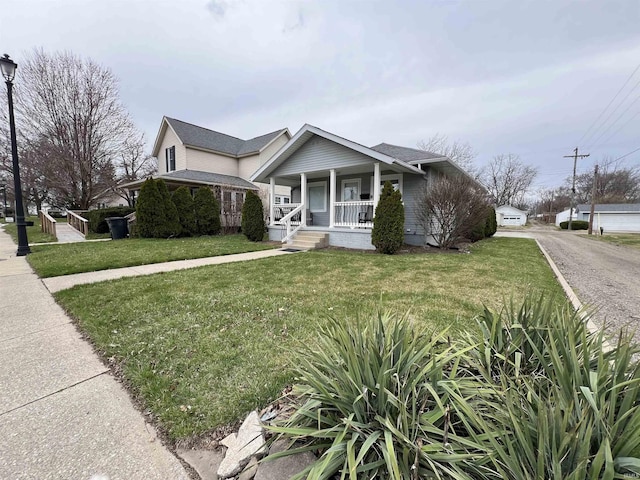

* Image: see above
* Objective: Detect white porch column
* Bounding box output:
[300,172,307,227]
[269,177,276,226]
[329,169,336,228]
[373,162,381,209]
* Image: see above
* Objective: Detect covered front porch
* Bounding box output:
[266,162,385,245]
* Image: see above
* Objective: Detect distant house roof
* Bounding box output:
[576,203,640,213]
[496,205,528,215]
[152,117,290,158]
[120,169,258,191]
[370,143,445,163]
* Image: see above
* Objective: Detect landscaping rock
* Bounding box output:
[237,456,259,480]
[254,439,316,480]
[176,448,224,480]
[217,411,265,479]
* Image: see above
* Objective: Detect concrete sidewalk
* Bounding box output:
[0,226,190,480]
[43,248,294,293]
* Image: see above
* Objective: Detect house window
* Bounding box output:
[341,178,361,201]
[373,174,403,195]
[274,195,290,204]
[308,181,327,212]
[165,146,176,172]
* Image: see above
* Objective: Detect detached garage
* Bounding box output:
[576,204,640,232]
[496,205,527,226]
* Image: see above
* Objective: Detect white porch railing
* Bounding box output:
[334,201,374,228]
[280,203,304,244]
[273,203,302,226]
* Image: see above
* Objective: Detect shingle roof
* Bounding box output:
[576,203,640,213]
[370,143,445,162]
[166,117,286,157]
[160,170,258,190]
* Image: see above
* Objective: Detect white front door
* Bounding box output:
[341,179,360,201]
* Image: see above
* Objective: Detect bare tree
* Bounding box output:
[567,157,639,204]
[418,133,478,177]
[416,174,489,249]
[112,133,157,206]
[480,154,537,207]
[11,49,141,209]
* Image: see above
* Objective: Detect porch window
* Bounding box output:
[308,181,327,212]
[274,195,290,204]
[341,178,361,201]
[165,146,176,172]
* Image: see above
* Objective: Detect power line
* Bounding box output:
[589,110,640,152]
[578,61,640,145]
[612,146,640,162]
[585,93,640,151]
[582,76,640,148]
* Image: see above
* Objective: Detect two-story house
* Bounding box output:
[123,116,291,227]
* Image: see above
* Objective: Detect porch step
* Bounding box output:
[288,231,329,250]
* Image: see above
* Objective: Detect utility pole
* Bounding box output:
[563,147,590,231]
[588,164,598,235]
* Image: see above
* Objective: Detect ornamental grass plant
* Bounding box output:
[270,296,640,480]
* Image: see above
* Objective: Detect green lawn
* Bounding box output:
[54,237,566,441]
[584,232,640,249]
[3,216,57,244]
[27,234,277,277]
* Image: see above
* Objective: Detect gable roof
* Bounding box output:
[576,203,640,213]
[370,143,445,163]
[496,205,528,215]
[152,117,289,158]
[251,124,425,182]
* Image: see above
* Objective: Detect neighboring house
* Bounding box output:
[495,205,527,226]
[555,207,576,226]
[122,117,291,227]
[576,203,640,232]
[251,124,480,250]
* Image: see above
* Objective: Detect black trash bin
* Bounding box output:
[105,217,128,240]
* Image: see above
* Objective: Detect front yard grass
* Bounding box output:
[54,237,566,442]
[3,216,57,244]
[27,234,277,277]
[584,232,640,249]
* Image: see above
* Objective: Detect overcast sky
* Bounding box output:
[2,0,640,190]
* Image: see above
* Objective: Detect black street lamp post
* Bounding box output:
[0,54,30,255]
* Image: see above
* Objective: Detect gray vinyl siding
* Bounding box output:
[271,136,376,177]
[401,173,427,242]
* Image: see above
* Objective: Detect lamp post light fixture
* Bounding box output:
[0,54,30,255]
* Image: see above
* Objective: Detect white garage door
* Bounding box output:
[502,216,522,226]
[593,213,640,232]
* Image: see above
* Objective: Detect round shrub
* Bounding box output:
[194,187,221,236]
[559,220,589,230]
[171,186,196,237]
[85,206,135,234]
[241,190,265,242]
[371,181,404,254]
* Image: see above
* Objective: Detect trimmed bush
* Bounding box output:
[559,219,589,230]
[171,186,197,237]
[371,181,404,254]
[135,179,165,238]
[194,187,221,236]
[241,190,265,242]
[486,205,497,237]
[84,206,135,234]
[156,180,181,238]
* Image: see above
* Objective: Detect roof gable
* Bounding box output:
[251,124,424,182]
[153,116,289,158]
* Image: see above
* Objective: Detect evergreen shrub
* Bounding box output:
[194,187,221,236]
[241,190,265,242]
[559,220,589,230]
[171,186,197,237]
[371,181,404,254]
[85,206,135,234]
